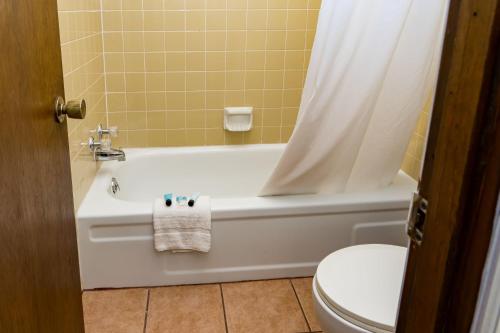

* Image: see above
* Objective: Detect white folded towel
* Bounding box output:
[153,196,211,253]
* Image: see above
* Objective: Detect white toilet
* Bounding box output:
[312,244,407,333]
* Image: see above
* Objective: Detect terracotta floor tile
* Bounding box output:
[145,284,226,333]
[222,279,309,333]
[82,288,148,333]
[291,278,322,332]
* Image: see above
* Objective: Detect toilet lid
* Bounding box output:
[316,244,407,332]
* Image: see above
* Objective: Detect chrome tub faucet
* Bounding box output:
[83,124,126,162]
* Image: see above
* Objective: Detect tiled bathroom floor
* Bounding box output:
[82,278,322,333]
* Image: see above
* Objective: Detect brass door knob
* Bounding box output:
[55,96,86,123]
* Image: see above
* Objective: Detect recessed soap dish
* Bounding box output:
[224,107,253,132]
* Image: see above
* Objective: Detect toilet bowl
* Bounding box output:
[312,244,407,333]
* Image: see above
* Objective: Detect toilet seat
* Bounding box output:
[315,244,407,332]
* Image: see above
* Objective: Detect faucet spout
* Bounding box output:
[94,148,126,161]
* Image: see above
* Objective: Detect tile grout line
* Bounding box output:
[289,279,312,333]
[142,289,151,333]
[219,284,229,333]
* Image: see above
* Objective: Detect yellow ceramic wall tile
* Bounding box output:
[165,52,186,70]
[123,32,144,51]
[263,109,282,126]
[146,73,166,91]
[226,71,245,90]
[263,90,283,108]
[125,73,145,92]
[166,111,186,129]
[104,53,124,72]
[102,11,122,31]
[186,72,205,91]
[165,32,186,51]
[265,71,284,89]
[245,71,265,89]
[126,112,148,130]
[282,107,299,126]
[206,31,226,51]
[227,31,246,50]
[206,128,225,145]
[186,0,205,10]
[106,73,125,92]
[248,0,267,9]
[206,91,225,109]
[247,10,267,30]
[284,70,304,89]
[206,11,226,30]
[268,0,287,9]
[225,90,245,105]
[167,129,187,146]
[246,31,267,50]
[281,126,294,142]
[207,0,226,9]
[165,11,186,31]
[206,72,225,90]
[286,31,307,49]
[127,130,149,147]
[227,11,246,30]
[103,32,123,52]
[126,92,147,110]
[262,126,281,143]
[207,52,226,71]
[108,112,128,129]
[244,127,262,144]
[186,129,206,145]
[186,110,205,128]
[122,0,142,10]
[226,52,244,70]
[146,92,166,110]
[107,93,127,111]
[267,31,287,50]
[268,10,287,30]
[144,11,164,31]
[287,10,308,30]
[186,31,205,51]
[145,53,165,72]
[206,110,224,128]
[166,91,186,109]
[147,111,166,129]
[186,52,205,71]
[102,0,122,10]
[143,0,163,10]
[246,51,266,70]
[144,32,165,51]
[124,53,145,72]
[266,50,285,69]
[186,11,205,30]
[166,72,186,91]
[186,91,206,110]
[164,0,185,10]
[225,132,244,145]
[285,50,305,69]
[283,89,302,107]
[147,130,167,146]
[122,11,143,31]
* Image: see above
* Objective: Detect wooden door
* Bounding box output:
[0,2,84,332]
[397,0,500,332]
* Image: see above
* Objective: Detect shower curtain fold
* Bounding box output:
[260,0,449,196]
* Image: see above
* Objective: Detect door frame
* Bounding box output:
[397,0,500,332]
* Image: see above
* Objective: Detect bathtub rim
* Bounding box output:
[77,144,417,223]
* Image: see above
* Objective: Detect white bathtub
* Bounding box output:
[77,144,416,289]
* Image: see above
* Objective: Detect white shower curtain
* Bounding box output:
[260,0,449,196]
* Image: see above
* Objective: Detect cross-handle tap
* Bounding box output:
[82,124,126,162]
